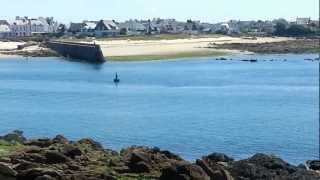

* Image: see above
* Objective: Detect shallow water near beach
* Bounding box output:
[0,54,318,164]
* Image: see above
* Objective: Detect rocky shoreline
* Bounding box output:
[0,49,59,58]
[0,131,319,180]
[208,38,320,54]
[0,42,59,58]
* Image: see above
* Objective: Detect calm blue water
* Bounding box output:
[0,54,318,164]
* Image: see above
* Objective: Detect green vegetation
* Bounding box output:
[0,140,24,157]
[274,20,318,36]
[107,50,229,61]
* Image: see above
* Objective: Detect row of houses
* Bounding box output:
[68,20,120,37]
[68,17,319,37]
[0,16,59,38]
[66,18,218,37]
[1,17,318,38]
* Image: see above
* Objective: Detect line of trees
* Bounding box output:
[273,19,318,36]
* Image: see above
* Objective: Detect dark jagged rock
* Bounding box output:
[196,159,216,178]
[22,153,47,164]
[307,160,320,171]
[34,175,57,180]
[77,138,103,150]
[52,135,68,144]
[0,174,16,180]
[130,161,152,173]
[160,162,210,180]
[196,154,234,180]
[9,152,46,165]
[25,139,53,148]
[0,130,27,143]
[130,151,151,164]
[228,153,319,180]
[17,168,60,180]
[210,168,233,180]
[124,150,154,173]
[286,169,320,180]
[44,151,69,164]
[61,144,82,159]
[121,146,185,174]
[0,157,11,163]
[14,160,41,171]
[0,162,17,177]
[66,162,81,171]
[205,153,234,163]
[246,153,293,170]
[158,150,183,161]
[100,173,117,180]
[231,160,275,179]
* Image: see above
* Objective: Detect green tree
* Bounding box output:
[274,22,287,35]
[286,25,312,36]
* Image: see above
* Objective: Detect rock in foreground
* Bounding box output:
[0,131,319,180]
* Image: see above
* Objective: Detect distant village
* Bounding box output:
[0,16,319,39]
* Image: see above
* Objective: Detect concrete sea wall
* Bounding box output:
[46,41,105,63]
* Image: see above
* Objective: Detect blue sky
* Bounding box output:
[1,0,319,23]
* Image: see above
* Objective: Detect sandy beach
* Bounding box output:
[0,41,23,58]
[0,36,293,60]
[88,36,292,60]
[0,41,24,50]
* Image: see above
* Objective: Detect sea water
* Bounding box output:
[0,54,318,164]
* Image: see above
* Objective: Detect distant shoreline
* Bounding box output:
[0,36,318,61]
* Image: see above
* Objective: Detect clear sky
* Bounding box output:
[1,0,319,23]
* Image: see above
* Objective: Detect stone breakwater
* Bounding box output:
[0,131,319,180]
[46,41,105,63]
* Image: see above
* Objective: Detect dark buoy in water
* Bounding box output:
[114,73,120,84]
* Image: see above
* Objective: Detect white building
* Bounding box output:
[9,16,58,37]
[9,17,31,37]
[119,20,147,35]
[296,17,311,25]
